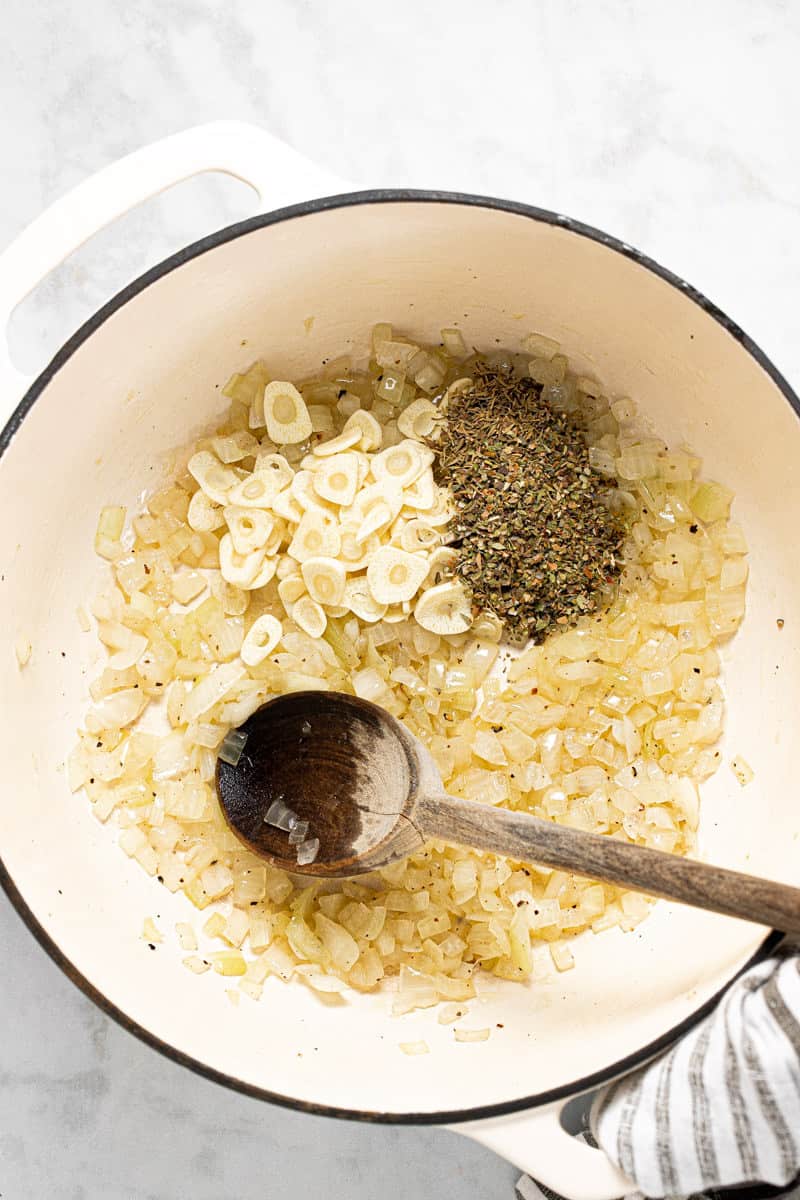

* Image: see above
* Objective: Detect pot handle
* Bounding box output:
[449,1102,634,1200]
[0,120,347,418]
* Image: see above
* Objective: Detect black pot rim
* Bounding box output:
[0,187,789,1126]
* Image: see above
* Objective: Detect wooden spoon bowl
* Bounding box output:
[217,690,800,933]
[216,691,427,877]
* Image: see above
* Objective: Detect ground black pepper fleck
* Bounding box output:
[433,364,624,643]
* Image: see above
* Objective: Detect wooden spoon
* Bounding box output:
[216,690,800,933]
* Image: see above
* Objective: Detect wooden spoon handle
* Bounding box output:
[415,791,800,933]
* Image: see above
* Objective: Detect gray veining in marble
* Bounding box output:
[2,1,800,1196]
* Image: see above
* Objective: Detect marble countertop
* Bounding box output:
[2,1,799,1197]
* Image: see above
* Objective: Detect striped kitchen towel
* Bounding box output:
[517,1139,800,1200]
[588,943,800,1197]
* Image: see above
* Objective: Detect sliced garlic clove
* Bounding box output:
[254,452,294,492]
[223,506,274,555]
[352,450,371,489]
[343,410,382,452]
[371,440,433,489]
[399,518,441,554]
[301,556,347,607]
[325,604,350,618]
[276,554,301,580]
[397,398,442,440]
[229,472,282,509]
[211,576,250,616]
[389,515,408,545]
[355,501,394,544]
[242,555,278,591]
[287,511,341,562]
[278,574,307,614]
[313,453,360,507]
[343,576,388,623]
[291,469,338,515]
[187,451,241,505]
[339,525,379,571]
[271,486,304,524]
[441,377,474,411]
[299,453,319,471]
[219,533,265,587]
[402,468,437,511]
[292,595,327,638]
[241,614,283,666]
[347,482,403,526]
[188,490,225,532]
[367,546,430,605]
[382,604,407,624]
[421,488,454,527]
[311,427,362,457]
[263,381,313,445]
[414,580,472,634]
[471,610,504,642]
[263,517,287,557]
[426,546,458,585]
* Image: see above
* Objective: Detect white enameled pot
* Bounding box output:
[0,121,796,1200]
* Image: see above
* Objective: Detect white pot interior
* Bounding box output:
[1,198,797,1117]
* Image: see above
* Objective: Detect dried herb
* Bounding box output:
[433,363,624,644]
